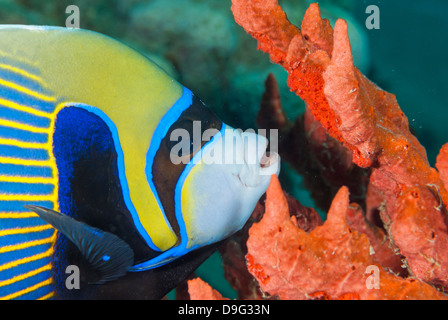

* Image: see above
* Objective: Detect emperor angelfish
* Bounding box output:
[0,26,280,300]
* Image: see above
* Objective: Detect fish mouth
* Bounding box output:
[220,127,280,188]
[260,151,280,173]
[237,149,281,188]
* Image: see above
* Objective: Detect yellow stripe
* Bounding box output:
[0,176,56,184]
[0,212,39,218]
[0,58,58,301]
[0,137,49,149]
[0,194,56,202]
[0,156,53,166]
[0,63,45,85]
[0,118,50,133]
[37,291,54,300]
[0,49,41,75]
[0,78,55,102]
[0,97,52,118]
[0,277,53,300]
[0,119,50,134]
[0,236,54,254]
[0,243,54,272]
[0,263,52,288]
[0,224,53,237]
[47,103,63,213]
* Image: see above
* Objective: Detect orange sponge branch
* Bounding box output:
[232,0,448,290]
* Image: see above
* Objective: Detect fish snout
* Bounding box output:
[238,131,280,187]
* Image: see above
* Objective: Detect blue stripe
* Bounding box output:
[0,242,52,266]
[0,86,55,114]
[0,182,54,195]
[0,106,50,128]
[0,256,49,282]
[0,164,53,178]
[0,228,54,249]
[0,201,54,212]
[69,87,193,252]
[0,217,48,229]
[144,87,193,246]
[0,125,48,144]
[129,123,226,271]
[0,68,51,97]
[14,278,53,300]
[0,57,42,78]
[0,59,55,300]
[0,145,49,161]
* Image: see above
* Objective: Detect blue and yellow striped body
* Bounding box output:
[0,26,185,299]
[0,58,60,299]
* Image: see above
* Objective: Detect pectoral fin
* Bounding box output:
[24,205,134,284]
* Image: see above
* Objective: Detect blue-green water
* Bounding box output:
[354,0,448,166]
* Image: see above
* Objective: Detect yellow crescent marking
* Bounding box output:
[47,103,64,213]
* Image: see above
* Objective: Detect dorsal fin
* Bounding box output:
[24,205,134,284]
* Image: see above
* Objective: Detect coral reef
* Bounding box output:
[216,189,323,300]
[258,73,370,211]
[187,278,228,300]
[185,1,448,300]
[437,143,448,190]
[246,176,446,300]
[189,176,447,300]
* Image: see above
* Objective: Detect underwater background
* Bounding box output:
[1,0,446,298]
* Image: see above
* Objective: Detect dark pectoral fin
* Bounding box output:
[24,205,134,284]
